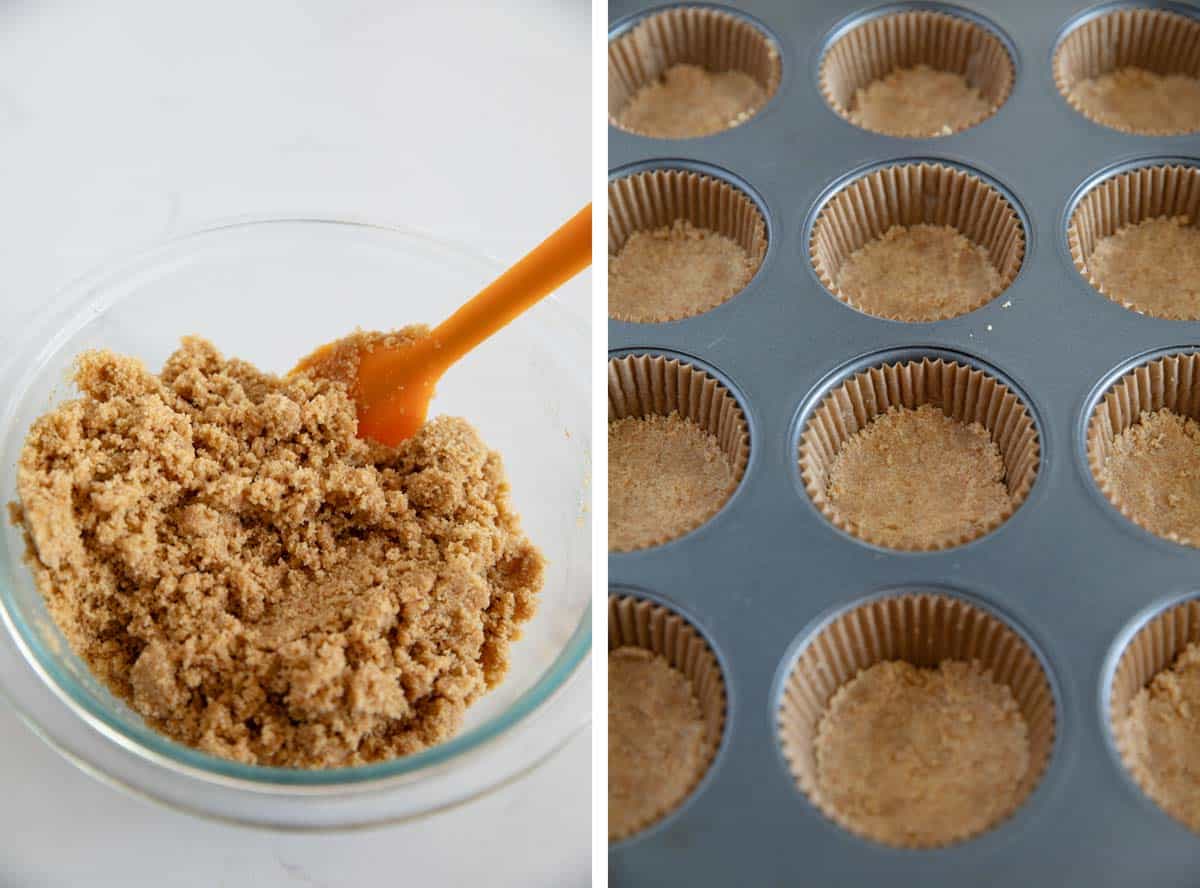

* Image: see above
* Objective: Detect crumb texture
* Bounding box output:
[836,224,1002,321]
[608,220,757,322]
[827,404,1012,550]
[13,335,543,768]
[1089,216,1200,319]
[608,646,707,841]
[848,65,991,136]
[1069,67,1200,134]
[1099,408,1200,545]
[815,659,1029,847]
[1122,642,1200,832]
[608,412,734,551]
[616,63,766,138]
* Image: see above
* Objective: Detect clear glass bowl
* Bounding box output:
[0,218,592,828]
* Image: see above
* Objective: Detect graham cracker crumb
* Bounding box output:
[1099,408,1200,545]
[616,63,767,138]
[608,220,758,322]
[1089,216,1200,320]
[815,659,1029,847]
[12,334,543,768]
[848,65,992,137]
[836,224,1003,321]
[1069,67,1200,135]
[608,412,734,551]
[827,404,1012,550]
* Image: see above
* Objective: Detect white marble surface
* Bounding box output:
[0,1,591,885]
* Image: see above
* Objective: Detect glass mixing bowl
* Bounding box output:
[0,218,592,828]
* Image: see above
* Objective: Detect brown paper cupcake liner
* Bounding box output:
[609,593,727,842]
[819,8,1014,137]
[777,590,1056,848]
[1067,163,1200,319]
[1054,8,1200,135]
[609,353,749,551]
[810,162,1025,321]
[1086,350,1200,544]
[609,6,781,137]
[1109,596,1200,832]
[798,356,1040,550]
[608,168,768,322]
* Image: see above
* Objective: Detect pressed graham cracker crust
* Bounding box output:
[849,65,991,137]
[615,63,767,139]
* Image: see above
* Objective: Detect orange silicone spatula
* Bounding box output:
[293,204,592,445]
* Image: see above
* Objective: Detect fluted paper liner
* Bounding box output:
[810,162,1025,321]
[820,9,1013,137]
[1054,8,1200,135]
[778,591,1056,848]
[1086,351,1200,544]
[609,593,726,842]
[1068,163,1200,319]
[609,6,781,137]
[609,168,768,322]
[1110,596,1200,832]
[609,354,749,550]
[799,357,1040,550]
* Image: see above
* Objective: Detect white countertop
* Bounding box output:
[0,1,591,885]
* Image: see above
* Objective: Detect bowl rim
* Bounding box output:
[0,214,593,793]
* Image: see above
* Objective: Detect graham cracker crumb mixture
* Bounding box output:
[1089,216,1200,320]
[848,65,991,137]
[836,224,1003,321]
[816,659,1029,847]
[10,334,543,767]
[1122,642,1200,831]
[827,404,1012,550]
[608,219,758,322]
[608,412,734,551]
[608,647,707,841]
[1069,67,1200,134]
[1099,408,1200,545]
[617,63,767,138]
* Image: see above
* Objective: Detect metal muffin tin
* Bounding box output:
[608,0,1200,884]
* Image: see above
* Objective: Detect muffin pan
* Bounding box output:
[609,0,1200,883]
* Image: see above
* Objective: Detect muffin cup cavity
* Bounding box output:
[609,6,781,137]
[608,167,768,322]
[819,6,1014,137]
[1085,350,1200,544]
[609,353,749,551]
[798,354,1040,551]
[1067,161,1200,319]
[609,593,727,842]
[1054,7,1200,135]
[809,161,1026,321]
[777,590,1056,848]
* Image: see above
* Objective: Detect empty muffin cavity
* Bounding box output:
[819,7,1014,137]
[609,7,781,138]
[810,162,1025,321]
[1068,162,1200,320]
[1054,7,1200,135]
[609,168,768,322]
[777,591,1056,848]
[609,593,726,842]
[798,355,1040,551]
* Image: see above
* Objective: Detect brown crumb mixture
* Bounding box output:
[1069,67,1200,135]
[1122,642,1200,832]
[616,63,767,138]
[1099,408,1200,546]
[1089,216,1200,320]
[827,404,1012,550]
[815,659,1028,847]
[608,220,758,322]
[10,334,543,768]
[848,64,992,137]
[836,224,1003,321]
